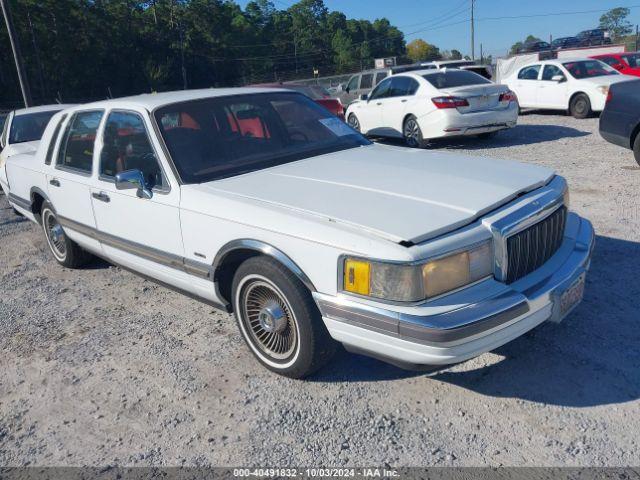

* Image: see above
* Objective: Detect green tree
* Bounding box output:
[406,39,440,62]
[450,49,463,60]
[599,7,633,41]
[510,35,542,55]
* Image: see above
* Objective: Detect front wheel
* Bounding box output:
[41,201,92,268]
[570,94,592,119]
[232,256,336,378]
[403,115,428,148]
[347,113,361,132]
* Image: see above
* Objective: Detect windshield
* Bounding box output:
[562,60,618,79]
[423,70,490,89]
[154,92,369,184]
[622,54,640,68]
[9,110,60,144]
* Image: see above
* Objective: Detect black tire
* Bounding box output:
[231,256,336,379]
[40,201,92,268]
[403,115,428,148]
[569,93,592,119]
[347,113,361,132]
[633,132,640,167]
[477,131,498,140]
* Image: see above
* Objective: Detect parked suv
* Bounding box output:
[551,37,581,50]
[338,65,425,105]
[576,29,612,47]
[518,41,551,54]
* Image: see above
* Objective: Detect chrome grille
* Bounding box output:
[505,207,567,284]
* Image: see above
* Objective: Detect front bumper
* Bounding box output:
[314,213,594,369]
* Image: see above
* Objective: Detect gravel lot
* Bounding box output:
[1,113,639,467]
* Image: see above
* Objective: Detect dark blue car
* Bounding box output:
[599,79,640,165]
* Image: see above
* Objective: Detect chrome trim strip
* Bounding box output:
[212,239,316,293]
[314,290,529,344]
[57,216,214,281]
[7,193,31,211]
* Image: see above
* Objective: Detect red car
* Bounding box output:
[250,82,345,121]
[591,52,640,77]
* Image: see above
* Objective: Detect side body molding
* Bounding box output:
[212,239,317,293]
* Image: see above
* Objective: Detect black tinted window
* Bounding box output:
[542,65,564,81]
[100,111,166,188]
[57,110,103,173]
[389,76,419,96]
[423,70,490,89]
[369,78,392,100]
[9,110,60,144]
[154,93,369,184]
[360,73,373,89]
[45,114,66,165]
[375,72,388,85]
[518,65,541,80]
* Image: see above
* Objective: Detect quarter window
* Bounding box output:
[518,65,541,80]
[45,114,67,165]
[57,110,103,173]
[100,111,166,189]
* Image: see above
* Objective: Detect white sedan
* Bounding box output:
[0,104,74,193]
[345,69,518,148]
[502,58,634,118]
[4,88,593,378]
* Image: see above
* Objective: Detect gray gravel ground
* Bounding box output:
[1,113,639,467]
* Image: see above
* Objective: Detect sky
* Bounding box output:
[236,0,640,58]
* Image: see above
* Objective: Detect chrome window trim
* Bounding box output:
[54,109,105,176]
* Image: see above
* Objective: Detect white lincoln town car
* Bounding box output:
[2,88,594,378]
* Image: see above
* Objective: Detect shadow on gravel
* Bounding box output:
[374,124,590,150]
[318,235,640,407]
[0,217,27,227]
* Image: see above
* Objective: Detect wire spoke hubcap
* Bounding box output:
[44,210,66,259]
[242,280,297,361]
[348,115,360,131]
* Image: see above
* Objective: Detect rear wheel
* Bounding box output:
[403,115,428,148]
[347,113,361,132]
[569,93,592,119]
[41,201,92,268]
[232,256,336,378]
[633,132,640,167]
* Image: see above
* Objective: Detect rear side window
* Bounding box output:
[423,70,491,89]
[57,110,104,174]
[518,65,541,80]
[9,110,60,144]
[389,77,420,96]
[360,73,373,89]
[542,65,564,81]
[45,114,67,165]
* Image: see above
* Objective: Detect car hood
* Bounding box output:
[197,144,554,244]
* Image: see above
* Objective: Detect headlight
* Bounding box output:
[342,241,493,302]
[596,85,609,95]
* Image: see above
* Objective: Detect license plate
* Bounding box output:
[551,273,585,322]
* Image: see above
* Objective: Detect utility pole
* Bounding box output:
[1,0,33,107]
[470,0,475,60]
[636,25,639,52]
[480,43,483,64]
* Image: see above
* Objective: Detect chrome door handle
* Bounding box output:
[92,192,110,203]
[376,102,382,105]
[49,179,60,187]
[401,99,408,103]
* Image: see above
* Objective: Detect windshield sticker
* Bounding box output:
[319,117,355,136]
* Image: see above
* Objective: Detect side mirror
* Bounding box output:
[551,74,566,83]
[360,93,369,101]
[115,169,153,199]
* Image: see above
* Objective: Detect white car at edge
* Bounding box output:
[503,57,634,118]
[345,69,518,148]
[3,88,594,378]
[0,104,74,194]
